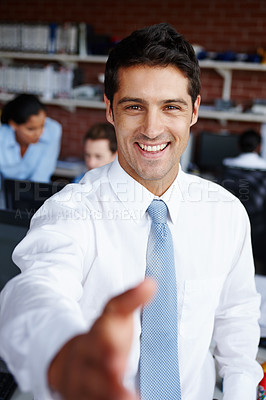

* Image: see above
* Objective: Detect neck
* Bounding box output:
[139,177,175,197]
[20,144,28,157]
[124,166,179,197]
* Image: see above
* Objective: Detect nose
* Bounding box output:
[86,158,98,170]
[30,129,43,142]
[141,108,164,139]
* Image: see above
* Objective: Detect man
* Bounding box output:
[73,122,117,182]
[0,23,262,400]
[223,129,266,170]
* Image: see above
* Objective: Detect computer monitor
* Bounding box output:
[197,131,240,171]
[0,209,31,292]
[4,179,66,216]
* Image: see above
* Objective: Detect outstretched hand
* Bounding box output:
[48,279,156,400]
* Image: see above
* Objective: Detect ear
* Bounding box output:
[190,95,201,127]
[104,94,114,126]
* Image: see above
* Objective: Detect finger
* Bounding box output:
[104,278,157,316]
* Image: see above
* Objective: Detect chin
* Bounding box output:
[138,169,167,182]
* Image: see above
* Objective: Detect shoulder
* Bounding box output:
[223,157,237,166]
[73,172,85,183]
[254,154,266,169]
[179,170,250,229]
[0,124,16,148]
[180,170,238,203]
[43,117,62,139]
[0,124,13,137]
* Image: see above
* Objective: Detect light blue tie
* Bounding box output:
[139,199,181,400]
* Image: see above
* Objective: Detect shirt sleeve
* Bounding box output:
[0,198,91,399]
[29,118,62,183]
[212,205,263,399]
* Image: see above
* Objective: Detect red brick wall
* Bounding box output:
[0,0,266,159]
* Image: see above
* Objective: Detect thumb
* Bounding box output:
[100,278,156,374]
[104,278,157,316]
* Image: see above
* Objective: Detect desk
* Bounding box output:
[11,388,33,400]
[53,160,86,183]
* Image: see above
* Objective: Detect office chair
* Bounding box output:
[219,166,266,275]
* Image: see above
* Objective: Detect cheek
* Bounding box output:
[172,119,191,137]
[20,132,31,142]
[23,130,33,138]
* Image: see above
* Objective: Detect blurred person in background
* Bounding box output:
[0,93,62,183]
[73,122,117,182]
[223,129,266,170]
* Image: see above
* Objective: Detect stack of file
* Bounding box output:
[0,23,78,54]
[0,63,74,99]
[0,24,21,51]
[21,24,50,52]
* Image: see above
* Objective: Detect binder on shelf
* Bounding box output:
[68,24,78,54]
[0,62,74,99]
[78,23,87,57]
[55,23,78,54]
[0,22,78,55]
[48,23,57,54]
[0,24,19,50]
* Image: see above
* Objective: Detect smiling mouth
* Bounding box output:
[137,143,168,152]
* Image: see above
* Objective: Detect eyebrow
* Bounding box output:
[117,97,145,105]
[117,97,189,107]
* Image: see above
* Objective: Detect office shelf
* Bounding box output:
[199,59,266,72]
[0,92,105,110]
[1,52,265,69]
[199,108,266,123]
[0,51,107,64]
[0,51,266,123]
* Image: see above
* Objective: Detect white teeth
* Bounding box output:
[139,143,167,152]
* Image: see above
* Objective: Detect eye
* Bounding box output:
[164,105,181,111]
[126,105,143,111]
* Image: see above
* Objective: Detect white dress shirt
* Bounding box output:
[223,152,266,170]
[0,157,263,400]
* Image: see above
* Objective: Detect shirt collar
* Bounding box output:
[159,172,183,224]
[108,156,183,224]
[3,125,18,148]
[37,119,49,143]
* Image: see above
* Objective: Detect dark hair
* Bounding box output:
[239,129,261,153]
[1,93,46,124]
[104,23,201,108]
[84,122,117,153]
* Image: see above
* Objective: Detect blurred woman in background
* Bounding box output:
[0,93,62,183]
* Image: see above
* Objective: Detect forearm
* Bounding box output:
[0,276,87,395]
[0,202,90,396]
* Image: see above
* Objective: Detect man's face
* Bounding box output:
[105,65,200,195]
[84,138,116,170]
[11,110,46,146]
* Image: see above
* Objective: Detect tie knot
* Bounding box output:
[147,199,167,224]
